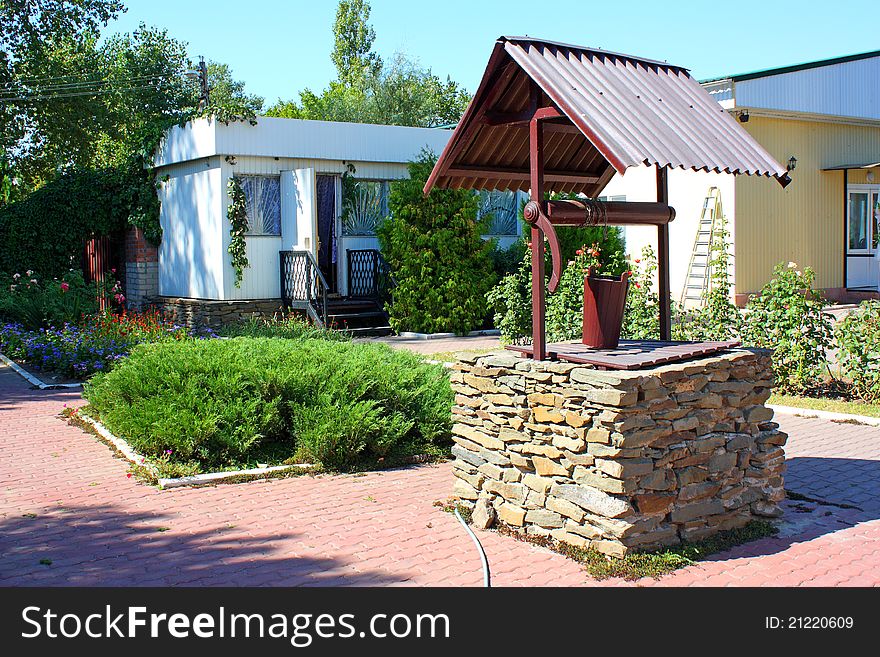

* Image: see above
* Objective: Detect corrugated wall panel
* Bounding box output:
[734,116,880,294]
[735,57,880,121]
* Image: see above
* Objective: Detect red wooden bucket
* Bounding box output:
[582,269,630,349]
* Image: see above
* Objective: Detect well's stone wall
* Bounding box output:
[153,297,286,329]
[450,349,786,557]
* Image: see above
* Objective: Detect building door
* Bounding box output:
[846,186,880,289]
[316,174,338,292]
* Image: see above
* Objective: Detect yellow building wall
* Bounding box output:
[734,116,880,294]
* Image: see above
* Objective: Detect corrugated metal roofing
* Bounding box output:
[426,36,789,197]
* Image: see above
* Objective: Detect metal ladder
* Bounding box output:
[680,187,722,309]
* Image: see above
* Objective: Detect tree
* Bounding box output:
[331,0,382,86]
[1,10,262,250]
[267,0,471,128]
[377,150,495,334]
[206,62,264,120]
[0,0,124,201]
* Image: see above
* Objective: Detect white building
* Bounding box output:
[146,116,524,327]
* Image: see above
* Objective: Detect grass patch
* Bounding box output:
[769,393,880,418]
[82,337,453,474]
[497,520,779,581]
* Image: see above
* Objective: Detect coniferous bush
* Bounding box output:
[377,150,495,334]
[84,337,453,472]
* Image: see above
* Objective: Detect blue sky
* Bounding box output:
[111,0,876,106]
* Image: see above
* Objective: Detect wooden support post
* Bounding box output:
[530,88,547,360]
[656,166,671,341]
[530,119,546,360]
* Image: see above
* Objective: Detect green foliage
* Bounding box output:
[742,263,834,394]
[266,2,470,128]
[486,228,628,344]
[835,300,880,402]
[1,0,124,201]
[621,246,661,340]
[0,168,156,276]
[377,151,495,334]
[0,269,99,328]
[331,0,382,86]
[226,177,249,287]
[220,314,349,342]
[674,217,741,341]
[84,337,453,471]
[0,308,199,378]
[3,13,262,251]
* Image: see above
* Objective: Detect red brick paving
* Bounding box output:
[1,362,878,587]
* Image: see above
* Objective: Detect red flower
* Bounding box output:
[60,282,69,292]
[634,258,641,264]
[576,249,583,256]
[527,241,533,250]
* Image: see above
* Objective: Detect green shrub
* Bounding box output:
[835,301,880,402]
[220,314,349,341]
[742,263,834,394]
[377,150,495,334]
[84,337,453,471]
[0,167,157,278]
[673,218,741,341]
[0,269,102,329]
[621,246,661,340]
[486,228,627,344]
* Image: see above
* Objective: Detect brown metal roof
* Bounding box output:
[425,37,790,197]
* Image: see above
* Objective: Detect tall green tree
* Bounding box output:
[331,0,382,86]
[267,0,470,128]
[0,0,124,202]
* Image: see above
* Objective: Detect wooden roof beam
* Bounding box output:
[445,165,600,184]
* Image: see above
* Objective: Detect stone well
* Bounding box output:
[450,348,786,557]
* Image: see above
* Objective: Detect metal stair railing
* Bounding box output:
[346,249,396,303]
[280,250,329,327]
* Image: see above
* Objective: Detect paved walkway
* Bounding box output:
[1,362,878,587]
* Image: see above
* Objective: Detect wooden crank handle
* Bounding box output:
[523,200,563,293]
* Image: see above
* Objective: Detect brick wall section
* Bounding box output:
[154,297,286,329]
[450,349,786,557]
[124,227,158,310]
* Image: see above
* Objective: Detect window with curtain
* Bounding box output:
[477,190,520,236]
[342,179,389,236]
[238,175,281,236]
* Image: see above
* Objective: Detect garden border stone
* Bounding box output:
[0,352,83,390]
[76,413,314,490]
[397,329,501,340]
[769,404,880,427]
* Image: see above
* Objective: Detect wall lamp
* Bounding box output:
[737,110,749,123]
[787,156,797,172]
[224,155,237,165]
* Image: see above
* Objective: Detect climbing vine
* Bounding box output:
[227,177,250,287]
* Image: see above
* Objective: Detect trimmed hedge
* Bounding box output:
[83,337,453,471]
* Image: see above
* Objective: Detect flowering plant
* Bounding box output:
[572,242,630,279]
[0,310,214,379]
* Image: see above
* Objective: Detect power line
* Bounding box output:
[2,74,184,95]
[1,71,187,92]
[0,83,189,103]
